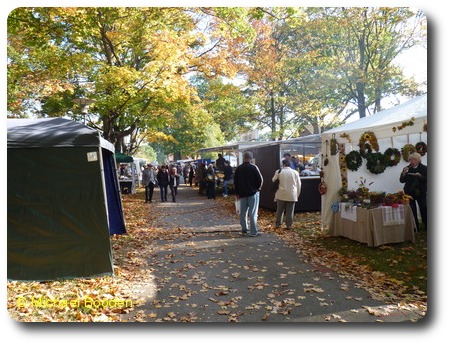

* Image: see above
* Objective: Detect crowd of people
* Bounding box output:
[136,149,427,236]
[139,155,235,203]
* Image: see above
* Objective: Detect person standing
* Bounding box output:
[222,160,233,197]
[197,162,207,196]
[400,152,427,231]
[157,165,169,202]
[205,163,216,199]
[283,152,297,170]
[234,151,263,237]
[169,166,180,202]
[215,153,226,171]
[272,159,302,229]
[142,163,156,203]
[188,165,195,187]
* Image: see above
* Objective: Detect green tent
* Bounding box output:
[7,118,125,281]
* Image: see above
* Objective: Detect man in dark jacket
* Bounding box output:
[400,152,427,231]
[234,151,263,236]
[222,160,233,197]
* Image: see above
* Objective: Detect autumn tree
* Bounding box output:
[7,7,257,156]
[310,7,426,120]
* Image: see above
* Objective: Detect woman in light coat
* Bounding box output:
[272,159,302,229]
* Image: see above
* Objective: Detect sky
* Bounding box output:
[1,0,447,343]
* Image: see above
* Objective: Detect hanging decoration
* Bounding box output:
[318,178,327,195]
[345,150,362,171]
[402,144,417,162]
[358,131,379,157]
[415,141,427,156]
[330,134,338,155]
[366,152,388,174]
[339,132,351,142]
[392,117,415,132]
[384,147,401,167]
[323,140,329,166]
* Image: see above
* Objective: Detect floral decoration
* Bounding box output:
[345,150,362,171]
[358,131,379,157]
[415,141,427,156]
[384,147,401,167]
[366,152,388,174]
[402,144,417,162]
[330,134,338,155]
[340,132,351,142]
[392,117,415,132]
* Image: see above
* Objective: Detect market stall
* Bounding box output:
[320,94,427,240]
[245,135,322,212]
[115,152,139,194]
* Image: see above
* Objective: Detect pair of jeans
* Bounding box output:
[239,192,260,235]
[223,179,230,196]
[160,186,168,201]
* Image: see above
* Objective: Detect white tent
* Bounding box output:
[320,94,428,230]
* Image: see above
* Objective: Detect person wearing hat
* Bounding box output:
[142,163,156,203]
[234,151,263,236]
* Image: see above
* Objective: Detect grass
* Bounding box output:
[293,224,428,296]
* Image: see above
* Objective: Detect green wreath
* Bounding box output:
[345,150,363,171]
[366,152,388,174]
[402,144,417,162]
[415,141,427,156]
[384,147,401,167]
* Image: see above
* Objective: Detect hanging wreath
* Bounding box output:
[402,144,417,162]
[415,141,427,156]
[345,150,363,171]
[366,152,388,174]
[384,148,401,167]
[358,131,379,157]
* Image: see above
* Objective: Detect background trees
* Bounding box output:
[7,7,426,159]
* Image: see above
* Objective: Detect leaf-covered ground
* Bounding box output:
[7,186,427,322]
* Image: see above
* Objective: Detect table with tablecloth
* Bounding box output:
[329,203,416,247]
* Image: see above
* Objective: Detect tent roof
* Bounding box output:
[7,117,114,152]
[115,152,134,163]
[322,94,427,139]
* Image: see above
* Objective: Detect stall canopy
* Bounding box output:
[240,135,322,212]
[320,94,427,230]
[7,117,126,281]
[115,152,133,163]
[115,152,139,194]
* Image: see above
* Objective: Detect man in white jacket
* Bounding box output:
[272,159,302,229]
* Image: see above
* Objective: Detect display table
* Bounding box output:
[119,180,133,194]
[330,203,416,247]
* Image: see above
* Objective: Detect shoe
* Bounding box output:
[250,233,261,237]
[241,231,248,236]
